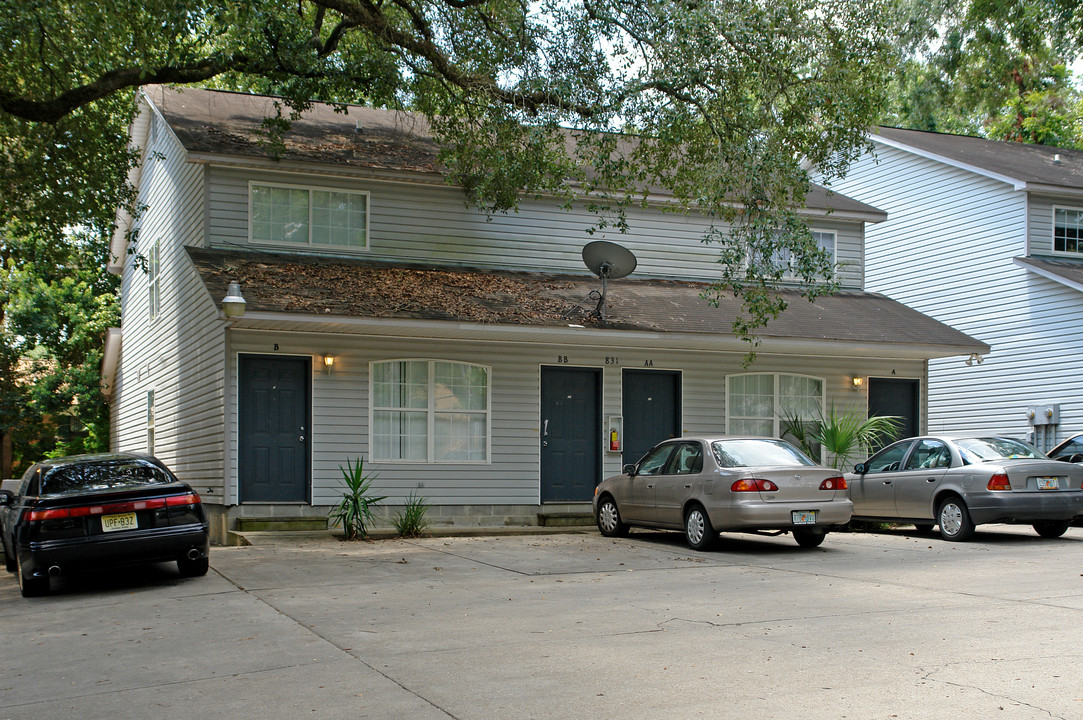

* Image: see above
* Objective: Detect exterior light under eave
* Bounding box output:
[222,280,246,318]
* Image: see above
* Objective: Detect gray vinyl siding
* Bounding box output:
[225,329,919,504]
[823,143,1083,440]
[204,166,865,289]
[113,109,228,499]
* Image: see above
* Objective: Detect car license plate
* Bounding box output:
[101,512,138,533]
[792,510,817,525]
[1036,477,1059,490]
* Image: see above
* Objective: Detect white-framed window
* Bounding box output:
[726,373,825,438]
[148,239,160,320]
[1053,207,1083,255]
[250,182,369,249]
[371,360,490,463]
[774,230,836,278]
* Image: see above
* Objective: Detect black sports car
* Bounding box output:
[0,453,210,597]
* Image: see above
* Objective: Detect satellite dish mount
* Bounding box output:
[581,240,637,325]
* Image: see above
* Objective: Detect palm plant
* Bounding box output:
[329,456,387,540]
[781,406,901,471]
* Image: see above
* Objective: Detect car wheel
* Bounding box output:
[17,555,48,597]
[793,529,826,548]
[937,497,975,541]
[684,504,716,551]
[1033,520,1071,539]
[177,556,210,577]
[596,496,629,538]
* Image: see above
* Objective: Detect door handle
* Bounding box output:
[543,419,549,437]
[882,480,893,485]
[299,435,305,442]
[684,484,692,489]
[926,477,937,482]
[646,483,654,489]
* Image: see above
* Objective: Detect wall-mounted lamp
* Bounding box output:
[965,353,984,366]
[851,376,864,389]
[323,354,335,374]
[221,280,246,318]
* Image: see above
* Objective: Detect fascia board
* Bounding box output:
[222,311,986,360]
[871,135,1026,191]
[1014,257,1083,293]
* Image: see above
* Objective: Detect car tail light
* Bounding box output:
[166,492,201,507]
[987,473,1011,491]
[819,477,847,490]
[23,494,195,522]
[731,479,778,492]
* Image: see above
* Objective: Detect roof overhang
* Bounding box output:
[1014,256,1083,293]
[189,246,988,361]
[222,311,986,360]
[870,134,1027,190]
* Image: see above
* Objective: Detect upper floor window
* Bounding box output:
[1053,207,1083,255]
[371,360,490,463]
[250,182,369,249]
[148,240,160,320]
[749,229,836,280]
[726,373,825,438]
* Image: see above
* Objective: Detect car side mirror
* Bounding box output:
[0,489,13,506]
[853,463,868,475]
[622,464,637,476]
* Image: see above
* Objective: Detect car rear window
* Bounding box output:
[41,459,173,496]
[955,437,1044,463]
[711,439,816,468]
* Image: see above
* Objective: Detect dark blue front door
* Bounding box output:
[540,366,601,502]
[868,377,919,453]
[622,369,681,466]
[239,355,310,503]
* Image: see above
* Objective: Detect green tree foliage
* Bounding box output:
[883,0,1083,146]
[1,226,119,476]
[1,0,899,473]
[2,0,895,331]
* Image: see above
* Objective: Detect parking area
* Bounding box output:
[2,525,1082,719]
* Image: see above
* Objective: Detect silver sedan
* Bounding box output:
[847,435,1083,541]
[593,437,853,550]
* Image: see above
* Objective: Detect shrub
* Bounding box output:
[394,490,430,537]
[329,456,386,540]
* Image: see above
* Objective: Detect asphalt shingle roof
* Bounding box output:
[187,247,988,353]
[145,85,886,218]
[872,126,1083,190]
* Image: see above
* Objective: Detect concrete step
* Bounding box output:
[235,517,329,532]
[537,512,595,527]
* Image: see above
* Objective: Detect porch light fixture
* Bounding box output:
[221,280,246,318]
[323,354,335,373]
[851,376,864,389]
[965,353,984,366]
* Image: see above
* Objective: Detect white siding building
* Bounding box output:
[820,126,1083,449]
[105,88,985,542]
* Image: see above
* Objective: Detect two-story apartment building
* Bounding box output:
[820,127,1083,451]
[103,87,986,541]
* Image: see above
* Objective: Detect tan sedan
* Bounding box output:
[593,437,853,550]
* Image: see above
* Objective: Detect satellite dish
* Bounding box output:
[583,240,637,280]
[581,241,636,325]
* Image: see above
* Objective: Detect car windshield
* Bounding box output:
[42,459,173,496]
[711,439,816,468]
[955,437,1044,463]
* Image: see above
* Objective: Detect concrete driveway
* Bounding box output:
[2,525,1082,719]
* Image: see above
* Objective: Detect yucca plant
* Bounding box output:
[394,490,431,537]
[329,456,386,540]
[782,407,901,471]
